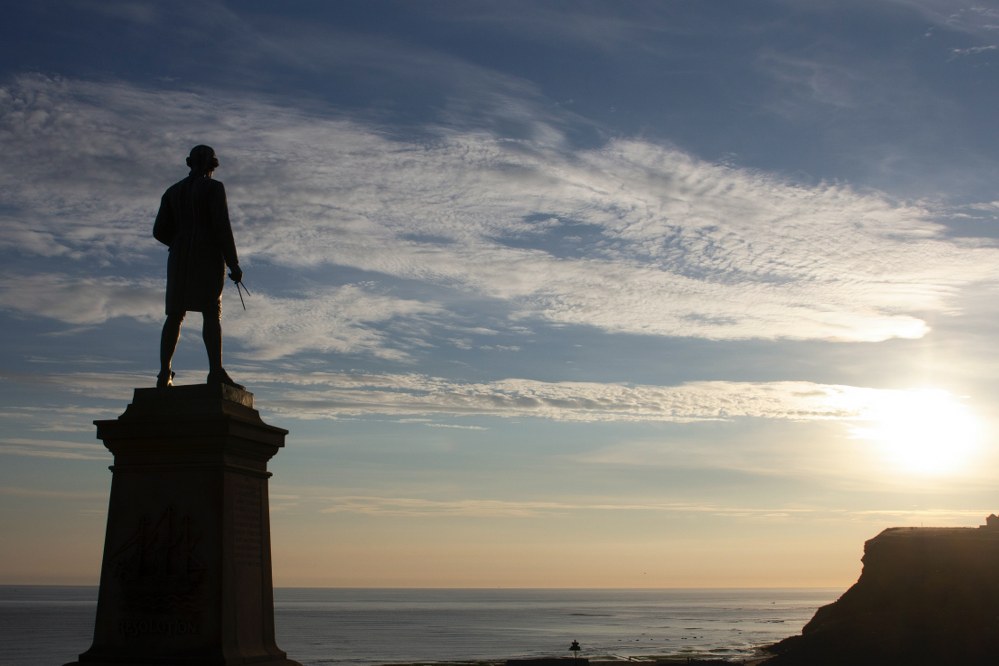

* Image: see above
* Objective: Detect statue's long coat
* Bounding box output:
[153,175,239,315]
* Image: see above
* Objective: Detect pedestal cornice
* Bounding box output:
[95,385,288,466]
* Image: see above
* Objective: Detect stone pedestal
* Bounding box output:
[67,384,301,666]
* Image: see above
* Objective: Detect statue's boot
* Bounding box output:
[208,367,244,390]
[156,370,175,388]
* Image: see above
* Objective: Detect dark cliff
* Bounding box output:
[763,524,999,666]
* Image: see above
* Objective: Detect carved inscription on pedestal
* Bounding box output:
[233,475,263,568]
[110,506,205,638]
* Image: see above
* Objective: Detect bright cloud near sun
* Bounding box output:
[848,388,985,476]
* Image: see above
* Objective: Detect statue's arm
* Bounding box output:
[152,192,176,246]
[209,181,240,270]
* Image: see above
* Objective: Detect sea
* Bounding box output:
[0,586,839,665]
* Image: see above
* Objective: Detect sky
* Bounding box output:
[2,0,999,589]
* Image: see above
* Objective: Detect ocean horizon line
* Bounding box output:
[0,583,843,591]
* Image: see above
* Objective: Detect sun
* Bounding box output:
[851,388,983,476]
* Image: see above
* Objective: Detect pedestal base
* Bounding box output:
[66,384,301,666]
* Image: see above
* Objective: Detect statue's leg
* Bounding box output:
[158,312,185,387]
[203,301,243,389]
[202,305,223,375]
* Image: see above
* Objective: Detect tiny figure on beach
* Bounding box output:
[569,640,581,659]
[153,145,244,390]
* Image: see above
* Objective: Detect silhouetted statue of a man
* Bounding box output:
[153,145,244,389]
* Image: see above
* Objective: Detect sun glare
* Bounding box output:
[851,388,983,476]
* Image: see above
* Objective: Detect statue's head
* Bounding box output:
[186,145,219,175]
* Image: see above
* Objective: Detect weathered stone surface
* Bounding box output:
[763,524,999,666]
[66,384,301,666]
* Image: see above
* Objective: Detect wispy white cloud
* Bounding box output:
[4,365,935,427]
[0,370,144,405]
[0,275,445,362]
[236,370,910,425]
[3,74,998,364]
[892,1,999,38]
[950,45,999,58]
[225,286,446,362]
[0,274,162,325]
[415,2,685,57]
[297,491,992,524]
[321,496,575,518]
[0,403,127,435]
[0,437,107,461]
[315,494,830,519]
[758,52,863,111]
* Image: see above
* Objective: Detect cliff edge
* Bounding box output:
[762,520,999,666]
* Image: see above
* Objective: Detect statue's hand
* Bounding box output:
[229,265,243,283]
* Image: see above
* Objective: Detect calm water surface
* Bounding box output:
[0,586,837,665]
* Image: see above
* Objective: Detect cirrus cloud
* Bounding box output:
[3,74,998,361]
